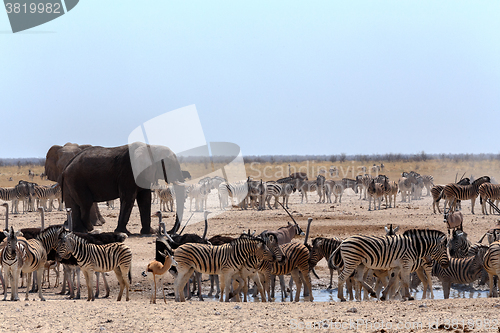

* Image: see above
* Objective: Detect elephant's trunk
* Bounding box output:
[172,184,185,234]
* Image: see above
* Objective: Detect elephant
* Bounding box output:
[61,142,185,235]
[45,143,106,226]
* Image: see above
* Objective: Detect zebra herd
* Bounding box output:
[0,180,62,214]
[0,206,132,302]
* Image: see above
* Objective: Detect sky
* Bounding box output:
[1,1,499,158]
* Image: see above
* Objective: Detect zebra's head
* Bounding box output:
[309,238,326,270]
[431,235,450,269]
[4,226,22,256]
[260,232,285,264]
[56,233,75,260]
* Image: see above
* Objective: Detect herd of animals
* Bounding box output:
[2,161,500,304]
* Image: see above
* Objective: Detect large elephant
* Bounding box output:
[61,143,185,234]
[45,143,106,226]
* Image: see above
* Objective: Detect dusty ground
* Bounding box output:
[1,188,500,332]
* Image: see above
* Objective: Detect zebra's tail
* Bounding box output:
[128,262,132,284]
[327,245,341,271]
[311,267,320,280]
[436,189,444,203]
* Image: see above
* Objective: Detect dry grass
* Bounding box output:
[2,159,499,189]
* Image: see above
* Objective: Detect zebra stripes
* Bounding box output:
[432,243,488,299]
[265,182,295,209]
[447,229,472,258]
[309,237,342,289]
[483,241,500,297]
[1,227,47,301]
[330,229,449,301]
[367,179,384,210]
[34,183,62,212]
[0,187,20,213]
[479,183,500,215]
[56,233,132,301]
[173,236,276,302]
[442,176,490,214]
[159,187,174,212]
[224,181,249,209]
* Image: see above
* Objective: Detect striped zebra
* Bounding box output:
[411,176,425,200]
[257,242,313,302]
[422,175,434,196]
[432,243,489,299]
[56,233,132,301]
[323,180,344,204]
[447,229,472,258]
[34,183,62,212]
[367,179,384,210]
[1,227,47,301]
[298,180,318,204]
[398,176,416,203]
[0,186,20,214]
[479,183,500,215]
[431,178,470,214]
[265,182,295,209]
[309,237,342,289]
[159,187,175,212]
[356,174,372,200]
[483,241,500,297]
[383,179,398,208]
[173,236,277,302]
[441,176,490,214]
[187,181,211,212]
[247,179,266,210]
[224,180,249,209]
[341,178,358,194]
[329,229,449,301]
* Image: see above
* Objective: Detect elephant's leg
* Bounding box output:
[136,189,153,235]
[115,192,138,234]
[90,203,106,226]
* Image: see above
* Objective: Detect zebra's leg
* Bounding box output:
[36,268,45,301]
[328,269,334,289]
[442,280,451,299]
[102,273,110,298]
[471,197,476,214]
[81,269,94,301]
[290,270,302,302]
[12,269,20,301]
[270,275,276,299]
[380,267,401,301]
[208,274,215,297]
[25,272,32,301]
[252,274,266,302]
[196,272,203,301]
[75,267,81,299]
[278,275,286,301]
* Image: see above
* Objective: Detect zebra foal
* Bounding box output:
[56,233,132,301]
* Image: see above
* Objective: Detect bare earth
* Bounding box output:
[1,190,500,333]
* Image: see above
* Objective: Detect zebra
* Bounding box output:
[1,227,47,301]
[479,228,500,244]
[159,187,175,212]
[367,179,384,210]
[442,176,490,214]
[257,242,313,302]
[422,175,434,196]
[187,181,210,212]
[411,175,425,200]
[323,180,344,204]
[356,174,372,200]
[298,180,318,204]
[398,174,417,203]
[0,186,20,214]
[447,229,472,258]
[431,178,470,214]
[173,236,277,302]
[329,229,449,301]
[247,179,267,210]
[383,179,398,208]
[309,237,343,289]
[479,183,500,215]
[483,240,500,297]
[34,183,62,212]
[56,233,132,301]
[432,243,489,299]
[341,178,358,194]
[224,180,249,209]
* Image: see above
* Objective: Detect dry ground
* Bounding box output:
[1,162,500,332]
[1,186,500,332]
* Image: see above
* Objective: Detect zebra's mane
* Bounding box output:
[402,228,447,240]
[235,234,266,246]
[472,176,490,185]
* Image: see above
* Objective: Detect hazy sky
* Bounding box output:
[1,1,499,158]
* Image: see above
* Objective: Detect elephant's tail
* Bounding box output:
[60,173,65,204]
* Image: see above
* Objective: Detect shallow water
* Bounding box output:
[200,285,492,302]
